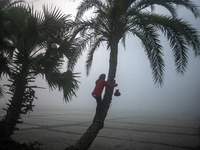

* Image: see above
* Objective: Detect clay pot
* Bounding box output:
[114,89,121,96]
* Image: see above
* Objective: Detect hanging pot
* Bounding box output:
[114,89,121,96]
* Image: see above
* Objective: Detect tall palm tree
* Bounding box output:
[0,2,81,140]
[66,0,200,149]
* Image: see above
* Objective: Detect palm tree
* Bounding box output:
[66,0,200,149]
[0,2,81,141]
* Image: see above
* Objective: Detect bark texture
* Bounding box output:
[0,67,35,141]
[0,75,26,141]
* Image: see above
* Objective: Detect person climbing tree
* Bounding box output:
[92,74,117,111]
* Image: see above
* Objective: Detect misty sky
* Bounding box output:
[1,0,200,116]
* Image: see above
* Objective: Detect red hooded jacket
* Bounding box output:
[92,79,115,96]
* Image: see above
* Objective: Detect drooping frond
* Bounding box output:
[127,11,165,85]
[46,70,80,102]
[86,37,104,75]
[70,19,94,40]
[69,18,108,72]
[131,23,164,86]
[136,0,200,18]
[58,36,86,71]
[76,0,104,20]
[144,13,200,74]
[157,3,177,18]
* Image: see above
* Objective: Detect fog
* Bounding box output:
[1,0,200,116]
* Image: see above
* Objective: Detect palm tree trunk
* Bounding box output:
[0,73,27,141]
[65,42,118,150]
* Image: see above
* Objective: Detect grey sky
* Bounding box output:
[1,0,200,116]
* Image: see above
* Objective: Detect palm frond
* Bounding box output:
[176,22,200,57]
[86,37,104,75]
[146,14,200,74]
[39,4,69,38]
[137,27,164,86]
[46,70,80,102]
[40,52,63,73]
[67,38,87,71]
[136,0,200,18]
[29,53,43,72]
[176,0,200,18]
[58,37,83,71]
[69,19,93,41]
[130,12,165,86]
[0,0,24,10]
[0,85,5,98]
[76,0,104,20]
[158,3,177,18]
[0,53,11,77]
[120,30,130,49]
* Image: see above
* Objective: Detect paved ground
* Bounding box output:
[5,110,200,150]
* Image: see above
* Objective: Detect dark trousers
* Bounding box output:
[92,94,102,111]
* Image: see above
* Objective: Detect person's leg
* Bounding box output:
[96,96,102,111]
[92,94,102,111]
